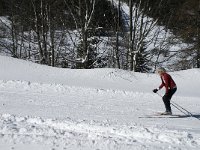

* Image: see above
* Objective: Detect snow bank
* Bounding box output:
[1,55,200,96]
[0,55,200,149]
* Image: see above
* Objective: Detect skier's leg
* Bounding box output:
[162,88,177,112]
[170,88,177,97]
[163,95,171,112]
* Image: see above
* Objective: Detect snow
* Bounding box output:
[0,55,200,149]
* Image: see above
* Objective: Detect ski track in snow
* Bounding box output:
[0,80,200,149]
[0,113,200,150]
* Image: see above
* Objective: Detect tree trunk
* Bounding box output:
[197,2,200,68]
[115,0,121,69]
[129,0,133,71]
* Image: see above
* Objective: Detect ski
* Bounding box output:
[139,113,184,118]
[154,112,172,115]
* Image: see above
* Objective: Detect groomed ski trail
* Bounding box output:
[0,80,200,149]
[0,113,200,150]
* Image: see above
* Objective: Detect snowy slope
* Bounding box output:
[0,55,200,150]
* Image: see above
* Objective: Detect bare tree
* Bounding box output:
[64,0,96,69]
[128,0,158,71]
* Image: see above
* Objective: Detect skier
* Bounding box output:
[153,67,177,115]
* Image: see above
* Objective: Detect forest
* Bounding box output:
[0,0,200,72]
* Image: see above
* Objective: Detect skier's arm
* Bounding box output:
[158,78,165,90]
[159,83,164,90]
[162,74,170,94]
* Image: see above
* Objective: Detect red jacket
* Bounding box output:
[159,73,176,94]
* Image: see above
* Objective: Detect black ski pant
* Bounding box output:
[162,88,177,112]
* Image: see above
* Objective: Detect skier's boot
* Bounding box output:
[161,111,172,115]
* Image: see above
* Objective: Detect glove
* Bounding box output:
[153,89,158,93]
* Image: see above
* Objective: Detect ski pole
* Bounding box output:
[170,103,188,115]
[171,101,200,120]
[156,93,200,121]
[156,93,188,115]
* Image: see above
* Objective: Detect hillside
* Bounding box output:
[1,0,196,71]
[0,56,200,149]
